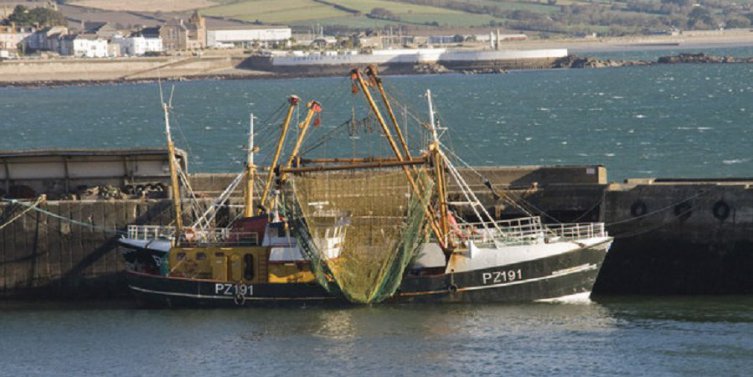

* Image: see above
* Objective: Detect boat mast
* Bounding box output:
[260,95,300,212]
[426,90,450,246]
[280,100,321,182]
[243,114,256,218]
[351,68,445,249]
[163,99,183,245]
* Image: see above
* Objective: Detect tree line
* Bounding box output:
[388,0,753,35]
[3,5,67,28]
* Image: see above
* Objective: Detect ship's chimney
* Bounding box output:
[495,29,500,50]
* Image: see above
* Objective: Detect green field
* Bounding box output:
[203,0,503,28]
[203,0,347,24]
[202,0,753,34]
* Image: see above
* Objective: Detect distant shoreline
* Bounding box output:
[507,29,753,53]
[3,30,753,88]
[0,54,750,89]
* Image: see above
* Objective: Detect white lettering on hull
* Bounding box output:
[214,283,254,297]
[481,269,523,285]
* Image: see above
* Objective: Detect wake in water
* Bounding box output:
[535,291,593,304]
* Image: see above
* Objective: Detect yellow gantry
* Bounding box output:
[260,95,300,212]
[281,100,322,183]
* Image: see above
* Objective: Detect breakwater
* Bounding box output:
[3,51,747,88]
[3,153,753,299]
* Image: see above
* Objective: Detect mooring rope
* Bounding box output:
[0,196,45,231]
[0,197,125,235]
[606,189,711,227]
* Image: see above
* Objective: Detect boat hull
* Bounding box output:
[123,240,610,307]
[126,271,339,307]
[397,240,610,303]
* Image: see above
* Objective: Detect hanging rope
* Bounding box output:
[0,196,46,231]
[608,194,707,239]
[1,197,125,235]
[607,189,711,228]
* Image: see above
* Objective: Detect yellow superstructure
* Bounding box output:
[169,246,268,284]
[168,246,315,284]
[268,262,315,283]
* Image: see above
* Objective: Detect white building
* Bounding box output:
[207,26,291,48]
[112,35,163,56]
[0,25,33,52]
[60,34,108,58]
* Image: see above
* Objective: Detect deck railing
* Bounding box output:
[125,225,230,243]
[125,225,262,246]
[457,216,608,246]
[547,222,607,241]
[126,225,175,241]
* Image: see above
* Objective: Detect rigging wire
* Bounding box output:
[606,189,710,227]
[438,141,538,218]
[299,118,354,156]
[608,193,708,239]
[170,110,194,161]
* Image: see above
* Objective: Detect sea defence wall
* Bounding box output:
[0,56,237,84]
[239,49,566,75]
[0,149,187,199]
[3,150,753,299]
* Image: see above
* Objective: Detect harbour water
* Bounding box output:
[2,296,753,376]
[3,62,753,181]
[4,61,753,375]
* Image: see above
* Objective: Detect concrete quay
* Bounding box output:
[2,149,753,299]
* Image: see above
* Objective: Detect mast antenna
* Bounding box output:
[160,82,183,244]
[427,89,439,143]
[168,84,175,108]
[243,113,256,217]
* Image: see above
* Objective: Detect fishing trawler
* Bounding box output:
[118,68,612,306]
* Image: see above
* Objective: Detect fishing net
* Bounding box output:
[283,168,432,304]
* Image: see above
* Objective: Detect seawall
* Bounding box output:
[3,153,753,299]
[0,55,259,86]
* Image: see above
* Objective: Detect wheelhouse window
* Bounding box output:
[243,254,254,280]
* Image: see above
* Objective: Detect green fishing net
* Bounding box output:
[283,169,432,304]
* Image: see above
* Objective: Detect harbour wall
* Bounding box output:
[0,163,606,299]
[0,56,240,84]
[240,53,562,75]
[595,179,753,295]
[3,159,753,298]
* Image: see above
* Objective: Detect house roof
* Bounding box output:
[136,26,161,38]
[164,18,188,30]
[207,25,290,31]
[63,33,105,41]
[84,22,107,33]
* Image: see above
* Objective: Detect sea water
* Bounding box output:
[3,63,753,376]
[1,297,753,376]
[3,63,753,181]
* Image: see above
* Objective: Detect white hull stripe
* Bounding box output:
[128,285,334,301]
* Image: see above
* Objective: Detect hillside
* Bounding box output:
[65,0,753,36]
